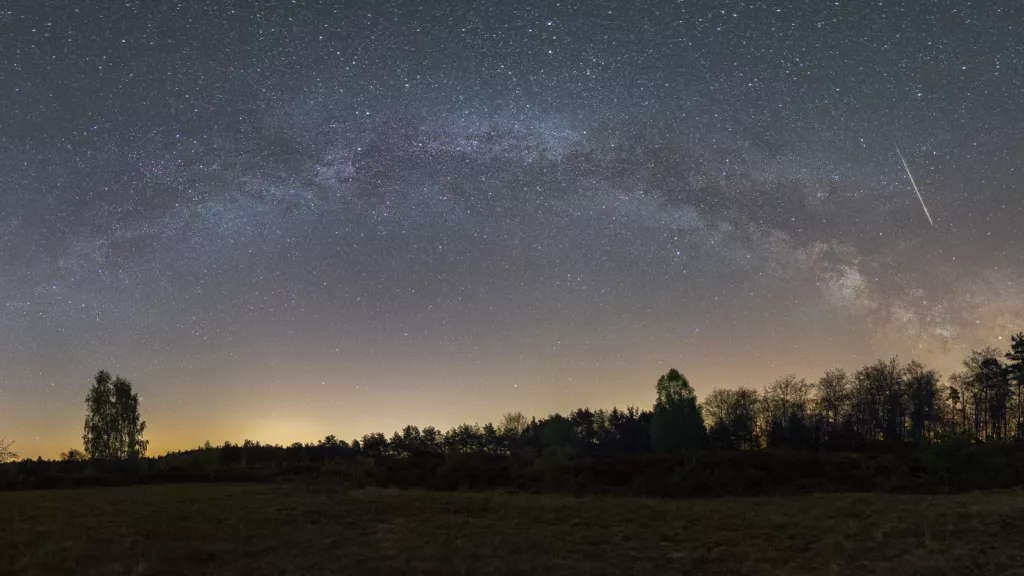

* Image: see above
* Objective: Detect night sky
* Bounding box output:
[2,1,1022,458]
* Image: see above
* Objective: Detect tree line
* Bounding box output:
[2,333,1023,492]
[270,333,1024,457]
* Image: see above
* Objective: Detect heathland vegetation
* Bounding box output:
[5,485,1024,575]
[2,333,1023,496]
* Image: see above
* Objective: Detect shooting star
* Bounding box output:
[894,141,935,227]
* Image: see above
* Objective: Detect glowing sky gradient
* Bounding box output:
[2,1,1022,458]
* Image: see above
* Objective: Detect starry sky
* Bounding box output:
[2,0,1022,458]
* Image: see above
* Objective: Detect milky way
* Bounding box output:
[2,0,1022,457]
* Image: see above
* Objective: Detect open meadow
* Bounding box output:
[3,484,1024,575]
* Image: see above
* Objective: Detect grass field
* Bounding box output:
[3,485,1024,575]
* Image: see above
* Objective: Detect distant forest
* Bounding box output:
[2,332,1023,496]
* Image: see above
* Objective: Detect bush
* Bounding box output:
[6,441,1024,496]
[919,437,1021,492]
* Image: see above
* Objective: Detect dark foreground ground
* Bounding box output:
[3,484,1024,575]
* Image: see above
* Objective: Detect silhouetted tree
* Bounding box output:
[318,435,344,448]
[956,366,986,440]
[537,414,576,454]
[498,411,528,436]
[760,375,812,448]
[602,407,626,450]
[655,369,692,405]
[960,348,1009,439]
[83,370,149,460]
[702,387,759,450]
[904,361,941,439]
[60,448,86,462]
[945,373,967,437]
[390,431,406,453]
[650,369,705,453]
[852,359,905,441]
[981,356,1011,439]
[421,426,442,451]
[607,405,651,452]
[481,423,500,453]
[443,423,484,453]
[947,373,967,436]
[382,426,425,456]
[569,408,598,450]
[815,368,850,440]
[1007,333,1024,439]
[402,425,424,451]
[498,412,528,452]
[360,432,388,456]
[0,437,16,463]
[592,408,617,449]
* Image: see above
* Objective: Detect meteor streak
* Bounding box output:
[894,141,935,227]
